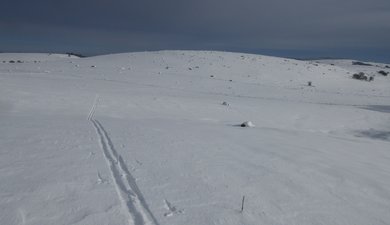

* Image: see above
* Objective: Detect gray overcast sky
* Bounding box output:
[1,0,390,62]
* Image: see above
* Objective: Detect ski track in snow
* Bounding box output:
[163,199,183,217]
[87,94,99,121]
[88,97,159,225]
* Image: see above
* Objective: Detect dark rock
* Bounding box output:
[240,121,255,128]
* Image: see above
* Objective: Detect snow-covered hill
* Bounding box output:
[1,51,390,225]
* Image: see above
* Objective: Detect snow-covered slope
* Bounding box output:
[0,53,79,62]
[1,51,390,225]
[316,59,390,80]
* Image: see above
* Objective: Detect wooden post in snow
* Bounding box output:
[241,195,245,213]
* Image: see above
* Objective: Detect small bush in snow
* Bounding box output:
[352,72,368,81]
[378,70,389,76]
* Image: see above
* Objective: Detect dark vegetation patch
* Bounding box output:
[66,52,86,58]
[360,105,390,113]
[377,70,389,76]
[352,72,373,81]
[352,61,373,66]
[355,129,390,141]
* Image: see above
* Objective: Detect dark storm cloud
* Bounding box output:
[1,0,390,61]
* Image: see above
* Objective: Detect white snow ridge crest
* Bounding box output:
[88,97,159,225]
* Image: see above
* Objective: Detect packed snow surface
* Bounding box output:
[1,51,390,225]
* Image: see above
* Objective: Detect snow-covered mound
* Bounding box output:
[1,51,390,225]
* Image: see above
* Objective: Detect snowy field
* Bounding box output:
[1,51,390,225]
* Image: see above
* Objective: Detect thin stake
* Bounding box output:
[241,195,245,213]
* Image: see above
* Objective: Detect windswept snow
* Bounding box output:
[1,51,390,225]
